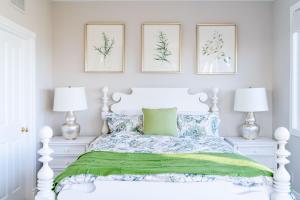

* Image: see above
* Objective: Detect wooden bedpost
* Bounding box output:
[211,88,219,115]
[271,127,293,200]
[101,86,109,134]
[35,126,55,200]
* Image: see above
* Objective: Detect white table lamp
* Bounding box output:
[53,87,87,140]
[234,88,268,140]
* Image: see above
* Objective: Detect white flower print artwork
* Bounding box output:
[197,24,237,74]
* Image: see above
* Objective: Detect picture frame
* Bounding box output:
[85,23,125,72]
[196,24,237,74]
[142,23,181,73]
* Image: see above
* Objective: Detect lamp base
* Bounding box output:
[240,112,260,140]
[61,111,80,140]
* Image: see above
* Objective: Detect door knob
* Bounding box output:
[21,127,29,133]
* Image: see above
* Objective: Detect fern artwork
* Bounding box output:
[85,24,124,72]
[94,32,115,65]
[142,24,181,72]
[197,24,237,74]
[154,31,172,63]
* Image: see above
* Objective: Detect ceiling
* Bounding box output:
[52,0,274,2]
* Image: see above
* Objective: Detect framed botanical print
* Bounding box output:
[196,24,237,74]
[142,23,181,73]
[85,23,125,72]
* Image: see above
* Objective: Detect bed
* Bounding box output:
[35,87,293,200]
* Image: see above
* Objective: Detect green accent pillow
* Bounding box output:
[142,108,177,136]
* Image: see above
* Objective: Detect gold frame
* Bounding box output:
[196,24,237,75]
[141,22,182,73]
[84,22,125,73]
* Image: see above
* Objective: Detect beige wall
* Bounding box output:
[0,0,53,134]
[51,1,273,137]
[273,0,300,195]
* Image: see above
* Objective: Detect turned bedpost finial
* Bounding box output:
[271,127,293,200]
[101,86,109,134]
[211,88,219,115]
[35,126,55,200]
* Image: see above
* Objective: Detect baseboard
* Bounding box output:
[293,190,300,200]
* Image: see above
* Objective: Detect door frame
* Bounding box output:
[0,15,36,199]
[290,2,300,138]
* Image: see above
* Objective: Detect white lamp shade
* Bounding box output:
[234,88,268,112]
[53,87,88,112]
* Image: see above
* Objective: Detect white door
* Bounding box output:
[0,17,36,200]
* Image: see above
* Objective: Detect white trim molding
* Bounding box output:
[0,15,36,38]
[290,1,300,137]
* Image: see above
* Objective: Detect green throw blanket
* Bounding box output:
[54,151,273,189]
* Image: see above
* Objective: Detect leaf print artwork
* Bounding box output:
[94,32,115,64]
[142,24,180,72]
[154,31,172,63]
[201,31,231,65]
[85,24,124,72]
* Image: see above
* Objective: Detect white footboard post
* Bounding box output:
[101,86,109,134]
[35,126,55,200]
[271,127,293,200]
[211,88,219,115]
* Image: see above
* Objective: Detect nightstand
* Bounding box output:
[49,136,96,176]
[225,137,277,170]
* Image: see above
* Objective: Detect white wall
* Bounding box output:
[273,0,300,196]
[0,0,53,135]
[51,1,274,137]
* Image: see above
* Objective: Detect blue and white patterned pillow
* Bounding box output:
[106,113,143,133]
[177,113,220,137]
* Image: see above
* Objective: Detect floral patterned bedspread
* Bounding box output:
[55,132,273,194]
[88,131,232,153]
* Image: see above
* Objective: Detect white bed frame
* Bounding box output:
[35,87,292,200]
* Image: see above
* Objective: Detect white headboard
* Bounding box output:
[101,87,219,134]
